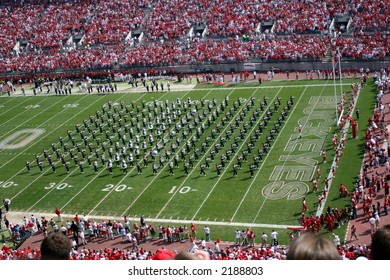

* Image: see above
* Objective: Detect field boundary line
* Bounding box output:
[5,210,298,229]
[317,85,361,217]
[189,84,349,91]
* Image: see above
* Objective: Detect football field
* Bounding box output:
[0,78,371,243]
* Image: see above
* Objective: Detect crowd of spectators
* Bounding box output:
[351,69,390,235]
[0,0,388,77]
[271,1,334,34]
[145,0,206,40]
[0,34,335,74]
[0,221,377,260]
[349,0,390,31]
[205,0,259,38]
[333,31,389,60]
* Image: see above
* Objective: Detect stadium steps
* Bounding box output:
[322,45,333,63]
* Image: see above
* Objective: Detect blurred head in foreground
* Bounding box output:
[370,224,390,260]
[287,232,340,260]
[40,232,71,260]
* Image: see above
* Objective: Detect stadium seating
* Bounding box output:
[0,0,388,77]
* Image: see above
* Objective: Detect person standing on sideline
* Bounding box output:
[302,197,308,214]
[261,232,268,248]
[3,198,11,212]
[204,225,210,241]
[271,229,278,245]
[369,215,376,235]
[350,224,358,241]
[190,223,196,239]
[55,208,62,222]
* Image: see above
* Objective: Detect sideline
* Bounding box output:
[4,210,299,230]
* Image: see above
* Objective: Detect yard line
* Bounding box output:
[0,94,91,168]
[187,90,280,221]
[86,89,199,215]
[154,89,263,219]
[119,88,232,218]
[0,96,70,154]
[0,96,33,117]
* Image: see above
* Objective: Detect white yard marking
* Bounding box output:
[6,210,297,229]
[0,96,33,117]
[0,128,46,149]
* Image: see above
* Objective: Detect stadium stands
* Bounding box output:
[0,0,388,78]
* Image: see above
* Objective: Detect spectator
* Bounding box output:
[204,225,210,242]
[271,229,279,245]
[287,233,340,260]
[40,232,71,260]
[55,208,62,222]
[174,250,210,260]
[3,198,11,212]
[370,224,390,260]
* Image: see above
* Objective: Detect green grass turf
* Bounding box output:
[0,78,373,245]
